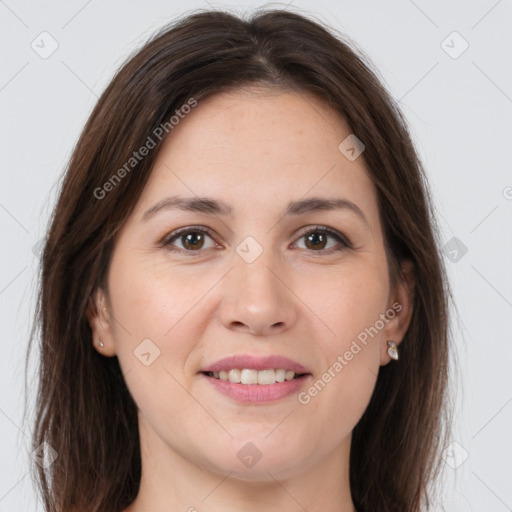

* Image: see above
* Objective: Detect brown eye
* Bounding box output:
[294,227,350,253]
[180,231,205,250]
[163,227,218,253]
[304,231,328,250]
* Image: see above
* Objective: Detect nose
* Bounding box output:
[218,249,298,336]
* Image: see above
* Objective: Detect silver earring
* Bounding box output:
[98,339,104,348]
[387,341,399,361]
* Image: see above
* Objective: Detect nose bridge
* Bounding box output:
[219,237,296,334]
[233,239,283,305]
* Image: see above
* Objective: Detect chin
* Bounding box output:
[213,444,309,481]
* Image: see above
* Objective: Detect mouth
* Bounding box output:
[199,354,312,402]
[200,370,312,403]
[201,369,310,385]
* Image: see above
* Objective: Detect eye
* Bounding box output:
[292,226,351,253]
[162,226,219,254]
[162,225,351,256]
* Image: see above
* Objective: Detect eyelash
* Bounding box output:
[161,225,351,256]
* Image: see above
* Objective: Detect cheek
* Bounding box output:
[302,258,389,346]
[108,250,218,340]
[106,255,203,444]
[294,260,387,417]
[105,253,206,405]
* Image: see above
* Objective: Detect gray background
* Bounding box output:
[1,0,511,510]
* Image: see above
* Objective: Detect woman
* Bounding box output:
[28,8,452,512]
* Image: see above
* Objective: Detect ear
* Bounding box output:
[86,287,116,357]
[380,260,415,365]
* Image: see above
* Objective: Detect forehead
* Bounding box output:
[133,87,379,223]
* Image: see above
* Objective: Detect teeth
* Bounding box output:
[211,368,300,385]
[228,369,241,383]
[241,369,258,384]
[257,369,275,385]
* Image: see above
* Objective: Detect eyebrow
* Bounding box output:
[140,195,368,226]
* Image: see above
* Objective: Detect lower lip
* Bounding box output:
[201,373,311,403]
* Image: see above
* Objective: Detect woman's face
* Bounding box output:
[90,87,412,480]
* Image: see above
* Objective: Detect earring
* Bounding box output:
[98,339,104,348]
[387,341,399,361]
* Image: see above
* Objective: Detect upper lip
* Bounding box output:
[201,354,311,374]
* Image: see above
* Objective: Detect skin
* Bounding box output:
[88,87,413,512]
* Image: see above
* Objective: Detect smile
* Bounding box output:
[203,368,306,385]
[201,371,311,403]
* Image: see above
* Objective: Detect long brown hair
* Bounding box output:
[25,8,452,512]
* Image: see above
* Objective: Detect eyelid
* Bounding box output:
[161,225,220,250]
[294,224,351,245]
[162,224,352,254]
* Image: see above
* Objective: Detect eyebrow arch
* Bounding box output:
[140,195,368,226]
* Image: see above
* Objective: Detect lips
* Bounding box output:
[200,354,311,374]
[199,355,312,403]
